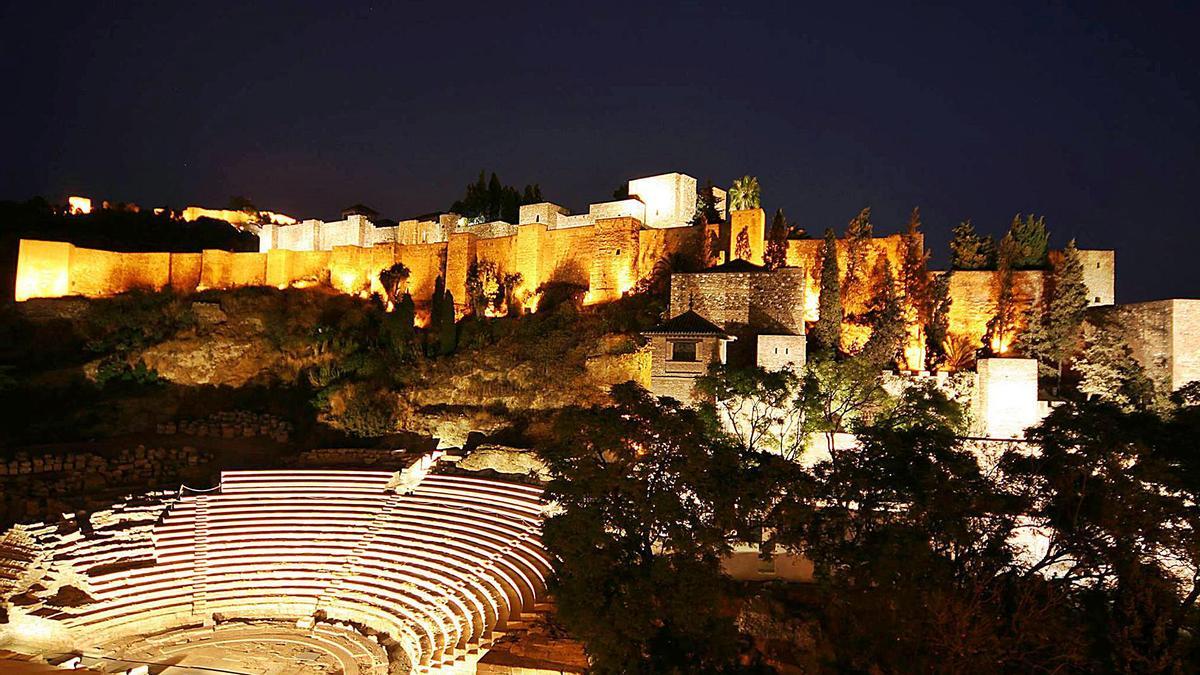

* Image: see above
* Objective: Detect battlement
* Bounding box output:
[257,172,710,258]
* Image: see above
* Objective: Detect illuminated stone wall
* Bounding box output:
[1091,299,1200,390]
[587,217,642,303]
[730,209,766,265]
[182,206,296,226]
[15,240,72,301]
[784,234,909,322]
[756,334,807,371]
[945,270,1047,354]
[973,358,1044,439]
[1077,248,1116,306]
[628,173,695,228]
[669,267,807,335]
[199,250,267,290]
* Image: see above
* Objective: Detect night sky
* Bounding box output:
[3,1,1197,302]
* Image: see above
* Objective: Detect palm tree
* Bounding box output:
[728,175,761,211]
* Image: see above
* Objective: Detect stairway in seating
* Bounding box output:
[311,491,403,618]
[191,495,211,624]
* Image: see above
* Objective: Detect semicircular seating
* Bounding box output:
[23,470,551,672]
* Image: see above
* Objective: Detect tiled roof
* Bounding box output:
[699,258,768,273]
[642,310,732,338]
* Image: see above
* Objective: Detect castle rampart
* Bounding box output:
[1091,298,1200,390]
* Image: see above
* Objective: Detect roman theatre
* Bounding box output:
[0,464,552,674]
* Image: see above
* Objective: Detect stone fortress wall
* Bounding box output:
[14,170,1117,360]
[1090,298,1200,391]
[16,173,708,311]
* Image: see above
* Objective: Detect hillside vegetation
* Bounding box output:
[0,285,662,448]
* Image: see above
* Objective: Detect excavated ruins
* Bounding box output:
[0,463,553,674]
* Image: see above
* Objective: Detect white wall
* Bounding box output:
[628,173,697,228]
[974,358,1044,439]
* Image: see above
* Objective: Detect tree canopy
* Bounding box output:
[539,383,770,673]
[449,171,543,224]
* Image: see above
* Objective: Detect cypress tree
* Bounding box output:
[1076,324,1156,411]
[900,207,932,329]
[388,292,416,360]
[843,208,872,305]
[1019,240,1090,382]
[861,260,905,368]
[814,228,842,354]
[763,209,789,270]
[439,290,457,356]
[983,235,1019,355]
[487,173,503,221]
[691,180,721,226]
[926,271,952,369]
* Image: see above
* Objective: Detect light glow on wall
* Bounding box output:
[181,207,298,226]
[67,196,92,215]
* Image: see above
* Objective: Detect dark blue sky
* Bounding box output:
[3,1,1197,302]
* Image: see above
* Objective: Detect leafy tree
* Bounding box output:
[1005,402,1200,671]
[926,271,952,369]
[1006,213,1050,269]
[772,385,1089,672]
[982,234,1020,355]
[1017,239,1089,383]
[842,208,872,305]
[813,229,842,354]
[860,259,905,369]
[539,383,755,673]
[1075,322,1156,410]
[734,227,751,261]
[378,262,411,307]
[799,355,891,458]
[728,175,760,211]
[763,208,790,270]
[694,363,810,460]
[949,220,995,270]
[690,179,722,226]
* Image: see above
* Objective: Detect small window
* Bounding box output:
[1097,262,1101,269]
[671,341,698,362]
[773,347,779,354]
[785,348,790,355]
[535,215,540,222]
[1095,296,1100,303]
[615,249,621,256]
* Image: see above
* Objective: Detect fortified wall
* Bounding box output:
[1090,298,1200,390]
[15,171,1116,369]
[16,173,712,309]
[14,220,689,310]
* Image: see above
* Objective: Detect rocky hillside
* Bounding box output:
[3,286,662,447]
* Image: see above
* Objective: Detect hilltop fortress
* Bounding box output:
[15,171,1118,351]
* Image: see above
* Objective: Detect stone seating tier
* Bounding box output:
[4,470,549,672]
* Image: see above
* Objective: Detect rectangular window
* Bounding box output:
[671,341,698,362]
